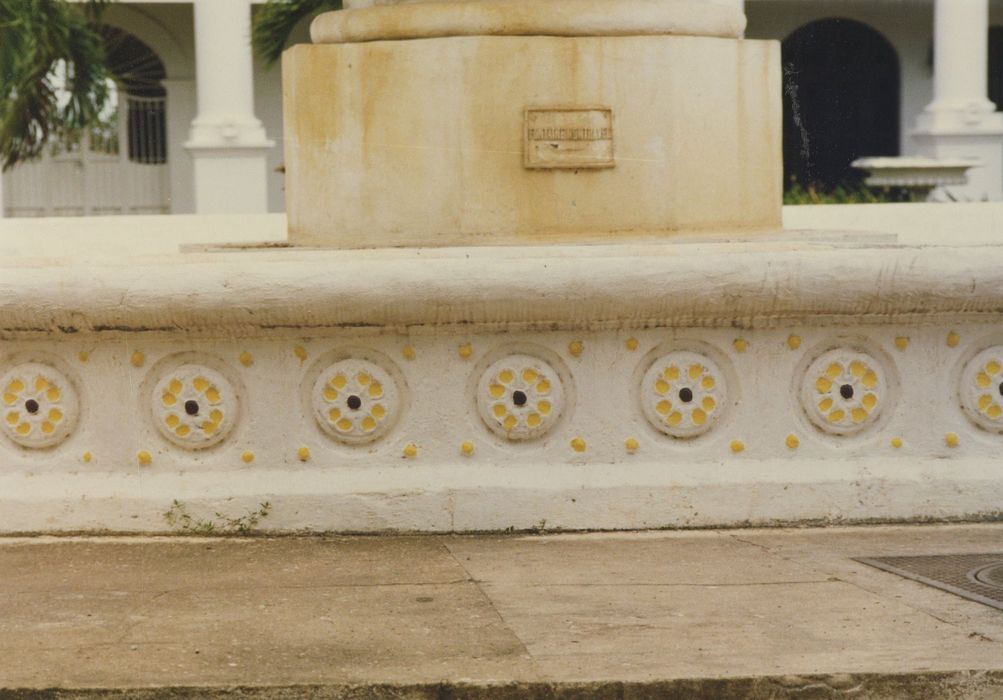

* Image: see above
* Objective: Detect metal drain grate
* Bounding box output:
[855,553,1003,610]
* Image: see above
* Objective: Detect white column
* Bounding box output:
[163,79,197,214]
[0,168,5,219]
[185,0,273,214]
[913,0,1003,201]
[925,0,995,122]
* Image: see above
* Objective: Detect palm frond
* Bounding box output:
[0,0,111,169]
[253,0,342,67]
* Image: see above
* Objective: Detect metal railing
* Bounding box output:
[2,95,170,218]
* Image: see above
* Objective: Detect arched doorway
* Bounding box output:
[782,18,900,191]
[3,27,169,216]
[989,26,1003,111]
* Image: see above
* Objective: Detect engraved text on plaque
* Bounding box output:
[524,107,615,169]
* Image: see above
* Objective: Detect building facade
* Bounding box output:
[1,0,1001,217]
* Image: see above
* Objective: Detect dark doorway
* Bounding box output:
[989,26,1003,111]
[100,26,168,164]
[782,18,900,191]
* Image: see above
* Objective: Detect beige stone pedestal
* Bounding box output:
[283,1,780,247]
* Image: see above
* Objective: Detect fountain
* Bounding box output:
[0,0,1001,533]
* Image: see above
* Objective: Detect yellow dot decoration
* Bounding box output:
[297,446,311,462]
[787,335,801,350]
[570,437,587,453]
[82,452,92,463]
[130,351,145,368]
[403,443,418,458]
[460,441,475,456]
[137,450,152,466]
[894,337,909,351]
[945,432,959,448]
[402,345,416,361]
[568,341,584,357]
[733,339,748,353]
[730,440,745,453]
[947,332,960,348]
[239,351,253,367]
[458,343,473,359]
[241,451,255,463]
[625,437,639,454]
[625,338,639,352]
[890,437,903,449]
[785,434,800,450]
[294,346,308,364]
[77,351,89,363]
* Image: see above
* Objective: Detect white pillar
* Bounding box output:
[185,0,273,214]
[0,168,5,219]
[926,0,995,121]
[913,0,1003,200]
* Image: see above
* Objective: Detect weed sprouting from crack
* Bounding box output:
[164,499,272,536]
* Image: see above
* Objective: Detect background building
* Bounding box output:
[1,0,1001,217]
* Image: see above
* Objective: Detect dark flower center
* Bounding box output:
[678,387,693,403]
[24,399,39,414]
[512,390,528,407]
[184,400,200,416]
[840,384,854,400]
[347,395,362,410]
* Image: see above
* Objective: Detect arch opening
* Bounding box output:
[782,18,901,193]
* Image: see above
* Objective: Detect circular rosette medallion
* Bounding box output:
[154,365,237,448]
[477,354,564,441]
[1,363,78,448]
[960,346,1003,432]
[641,351,725,438]
[311,359,400,444]
[801,350,884,436]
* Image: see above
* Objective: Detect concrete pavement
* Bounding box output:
[2,524,1003,698]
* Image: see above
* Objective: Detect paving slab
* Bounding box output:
[1,526,1003,698]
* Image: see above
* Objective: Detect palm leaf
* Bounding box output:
[0,0,111,170]
[253,0,342,67]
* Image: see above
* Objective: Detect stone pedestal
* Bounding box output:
[283,0,778,247]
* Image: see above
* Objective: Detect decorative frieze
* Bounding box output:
[309,355,403,445]
[151,359,239,449]
[1,361,78,449]
[799,346,890,437]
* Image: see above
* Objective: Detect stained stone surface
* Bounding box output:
[2,525,1003,692]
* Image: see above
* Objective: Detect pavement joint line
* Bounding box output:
[474,580,838,587]
[0,579,479,593]
[813,560,1003,636]
[727,534,1003,642]
[437,536,541,675]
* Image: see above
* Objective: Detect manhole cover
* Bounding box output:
[855,553,1003,610]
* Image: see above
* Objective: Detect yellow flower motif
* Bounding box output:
[961,348,1003,432]
[154,364,235,449]
[2,363,76,448]
[642,351,725,438]
[313,359,399,445]
[803,350,884,436]
[479,354,564,441]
